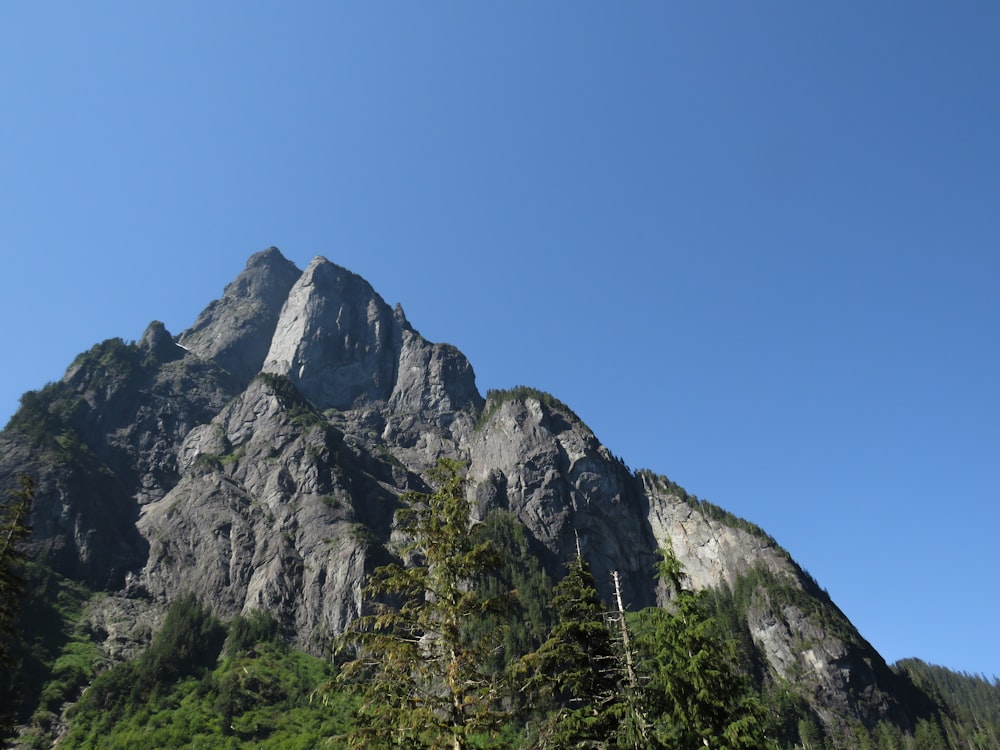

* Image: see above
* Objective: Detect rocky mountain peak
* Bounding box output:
[261,256,401,411]
[178,247,301,387]
[137,320,181,362]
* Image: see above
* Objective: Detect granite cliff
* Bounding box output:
[0,248,931,736]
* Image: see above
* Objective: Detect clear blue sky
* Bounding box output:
[2,3,998,678]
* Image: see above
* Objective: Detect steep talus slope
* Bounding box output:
[0,247,935,734]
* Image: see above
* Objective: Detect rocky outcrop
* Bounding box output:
[136,374,407,651]
[1,319,238,588]
[261,257,482,418]
[261,257,400,411]
[641,472,791,593]
[746,590,911,730]
[642,471,917,731]
[179,247,302,387]
[469,391,658,609]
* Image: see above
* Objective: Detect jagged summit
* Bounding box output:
[176,250,482,418]
[178,247,301,387]
[261,255,401,410]
[137,320,181,361]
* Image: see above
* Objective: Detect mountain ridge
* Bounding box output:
[0,247,945,741]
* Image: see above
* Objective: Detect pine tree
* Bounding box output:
[912,718,948,750]
[633,542,773,750]
[0,475,33,735]
[519,552,622,749]
[337,458,511,750]
[0,475,33,665]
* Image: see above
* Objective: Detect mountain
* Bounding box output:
[0,248,950,744]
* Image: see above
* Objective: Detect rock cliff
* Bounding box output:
[178,247,301,388]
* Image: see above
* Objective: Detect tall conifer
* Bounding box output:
[337,458,510,749]
[0,475,33,663]
[633,542,773,749]
[520,552,621,748]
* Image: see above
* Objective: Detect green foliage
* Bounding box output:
[0,475,33,656]
[70,336,148,381]
[1,476,38,734]
[337,458,513,749]
[61,642,352,749]
[469,510,555,673]
[67,593,225,738]
[7,387,96,467]
[226,609,281,657]
[731,563,857,646]
[192,447,247,474]
[7,386,77,447]
[255,372,325,426]
[894,659,1000,749]
[144,595,227,685]
[518,555,624,749]
[320,494,344,510]
[57,597,353,748]
[476,386,582,430]
[628,544,775,750]
[346,522,380,548]
[515,543,775,750]
[8,338,146,439]
[0,559,100,740]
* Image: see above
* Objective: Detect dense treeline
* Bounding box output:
[895,659,1000,749]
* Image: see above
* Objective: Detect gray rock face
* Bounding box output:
[467,393,919,732]
[138,374,400,650]
[747,593,905,729]
[1,321,238,588]
[641,472,790,593]
[469,394,658,609]
[262,257,399,410]
[179,247,302,387]
[261,257,482,419]
[641,472,912,731]
[389,326,482,417]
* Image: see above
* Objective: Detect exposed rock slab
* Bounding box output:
[179,247,302,387]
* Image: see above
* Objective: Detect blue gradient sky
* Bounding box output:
[2,3,998,677]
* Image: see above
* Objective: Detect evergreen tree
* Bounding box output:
[0,475,33,665]
[797,716,826,750]
[468,510,555,674]
[519,552,623,749]
[874,721,907,750]
[0,475,33,734]
[632,543,773,749]
[337,458,511,750]
[912,717,948,750]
